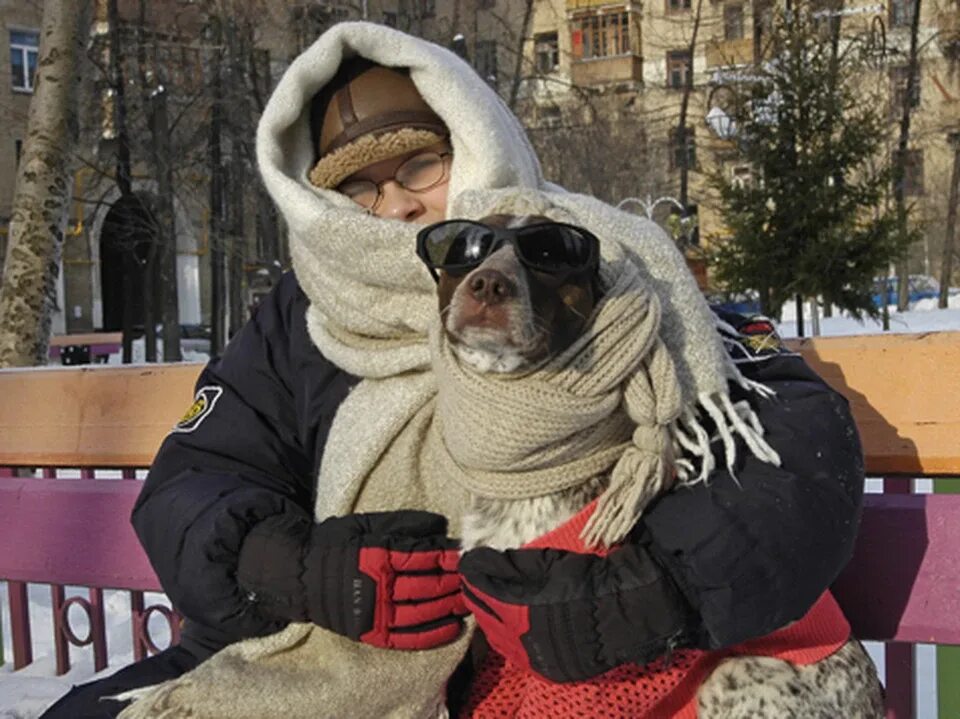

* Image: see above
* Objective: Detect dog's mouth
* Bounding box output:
[445,316,549,373]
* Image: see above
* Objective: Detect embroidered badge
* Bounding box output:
[173,386,223,433]
[739,319,785,355]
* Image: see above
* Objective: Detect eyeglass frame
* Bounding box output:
[336,150,453,213]
[415,219,601,283]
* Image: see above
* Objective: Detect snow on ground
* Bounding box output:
[4,300,960,717]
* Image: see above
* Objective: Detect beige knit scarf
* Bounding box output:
[432,240,682,547]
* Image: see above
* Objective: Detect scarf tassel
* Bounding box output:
[580,426,672,548]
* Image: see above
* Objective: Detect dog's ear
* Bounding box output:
[591,272,605,302]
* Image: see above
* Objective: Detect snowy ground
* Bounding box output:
[3,297,960,717]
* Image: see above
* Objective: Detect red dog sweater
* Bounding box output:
[461,502,851,718]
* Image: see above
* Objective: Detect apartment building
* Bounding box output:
[516,0,959,281]
[1,0,955,336]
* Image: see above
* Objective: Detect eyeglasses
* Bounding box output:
[416,220,600,282]
[336,151,452,212]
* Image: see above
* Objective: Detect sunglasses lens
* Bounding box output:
[516,225,596,271]
[423,222,494,270]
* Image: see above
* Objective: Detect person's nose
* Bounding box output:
[375,180,424,223]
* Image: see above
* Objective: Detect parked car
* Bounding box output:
[704,291,762,315]
[872,275,944,308]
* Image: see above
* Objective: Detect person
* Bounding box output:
[42,22,866,719]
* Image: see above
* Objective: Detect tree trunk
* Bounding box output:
[939,135,960,308]
[795,294,805,338]
[108,0,135,363]
[0,0,83,367]
[208,18,226,355]
[507,0,535,111]
[894,0,922,312]
[136,0,157,362]
[148,88,182,362]
[677,0,705,210]
[228,155,246,338]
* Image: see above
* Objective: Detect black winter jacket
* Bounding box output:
[131,271,865,659]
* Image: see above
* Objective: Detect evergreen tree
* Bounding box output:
[709,3,910,321]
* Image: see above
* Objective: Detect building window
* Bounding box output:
[670,126,697,170]
[571,10,630,60]
[382,11,397,26]
[889,0,914,27]
[667,50,692,89]
[534,32,559,73]
[667,0,692,12]
[15,140,22,170]
[9,30,39,92]
[475,40,498,83]
[889,64,920,116]
[724,4,745,40]
[538,105,562,129]
[895,149,924,195]
[753,0,774,55]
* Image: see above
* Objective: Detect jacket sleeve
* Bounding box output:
[131,272,353,648]
[640,313,865,650]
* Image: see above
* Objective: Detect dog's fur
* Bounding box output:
[436,214,884,717]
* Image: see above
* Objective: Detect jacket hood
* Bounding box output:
[256,22,545,221]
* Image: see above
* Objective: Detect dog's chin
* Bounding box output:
[448,326,547,374]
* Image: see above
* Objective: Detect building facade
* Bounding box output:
[0,0,957,342]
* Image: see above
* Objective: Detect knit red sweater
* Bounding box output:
[460,502,850,718]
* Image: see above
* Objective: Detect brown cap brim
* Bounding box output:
[308,128,446,190]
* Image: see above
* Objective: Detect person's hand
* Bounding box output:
[459,540,695,682]
[238,511,466,649]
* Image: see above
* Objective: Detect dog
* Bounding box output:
[422,214,884,717]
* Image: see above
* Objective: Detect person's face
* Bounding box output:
[337,141,451,225]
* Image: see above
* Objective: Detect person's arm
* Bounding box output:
[460,313,864,682]
[134,273,465,654]
[132,273,337,648]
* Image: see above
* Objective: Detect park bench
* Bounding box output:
[1,331,958,717]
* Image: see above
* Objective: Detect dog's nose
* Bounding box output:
[468,269,516,305]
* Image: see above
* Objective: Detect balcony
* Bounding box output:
[571,54,643,86]
[566,0,627,9]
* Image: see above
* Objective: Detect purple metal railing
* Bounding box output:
[882,476,914,719]
[0,466,180,675]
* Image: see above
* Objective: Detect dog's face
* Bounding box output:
[436,214,600,373]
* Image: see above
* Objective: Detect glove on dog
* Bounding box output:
[238,510,466,649]
[459,535,696,682]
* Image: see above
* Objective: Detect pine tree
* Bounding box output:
[709,3,910,321]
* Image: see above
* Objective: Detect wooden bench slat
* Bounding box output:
[0,364,202,467]
[789,332,960,477]
[49,332,124,348]
[0,478,161,591]
[832,494,960,645]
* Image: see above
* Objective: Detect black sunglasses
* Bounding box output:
[415,220,600,282]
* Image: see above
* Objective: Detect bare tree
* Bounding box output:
[0,0,85,367]
[940,132,960,308]
[892,0,923,311]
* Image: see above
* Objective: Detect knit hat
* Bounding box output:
[308,58,448,189]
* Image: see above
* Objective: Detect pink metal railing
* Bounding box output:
[0,466,180,675]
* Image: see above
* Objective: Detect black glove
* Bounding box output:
[459,535,696,682]
[238,510,466,649]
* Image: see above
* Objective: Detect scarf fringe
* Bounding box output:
[672,390,781,489]
[114,680,189,719]
[580,427,672,548]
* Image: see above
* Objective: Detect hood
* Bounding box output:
[256,21,545,224]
